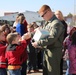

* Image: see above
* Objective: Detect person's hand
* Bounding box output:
[34,27,41,32]
[32,42,38,48]
[22,32,31,40]
[32,42,42,48]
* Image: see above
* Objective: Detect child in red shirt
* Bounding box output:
[5,32,30,75]
[0,29,7,75]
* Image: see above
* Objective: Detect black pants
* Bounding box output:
[60,58,63,75]
[37,51,43,69]
[28,52,37,70]
[21,61,27,75]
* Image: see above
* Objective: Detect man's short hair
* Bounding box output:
[38,5,51,13]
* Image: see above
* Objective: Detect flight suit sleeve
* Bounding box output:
[37,22,64,47]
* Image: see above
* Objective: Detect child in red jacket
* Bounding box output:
[5,32,30,75]
[0,29,7,75]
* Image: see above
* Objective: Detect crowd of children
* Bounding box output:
[0,24,31,75]
[0,13,42,75]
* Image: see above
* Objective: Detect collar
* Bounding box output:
[0,41,6,45]
[6,44,18,51]
[47,15,57,23]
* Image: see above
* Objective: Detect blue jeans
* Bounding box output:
[0,68,7,75]
[65,60,72,75]
[8,69,21,75]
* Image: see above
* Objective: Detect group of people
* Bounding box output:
[0,4,76,75]
[0,12,42,75]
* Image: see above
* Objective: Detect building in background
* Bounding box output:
[4,12,18,16]
[0,11,43,26]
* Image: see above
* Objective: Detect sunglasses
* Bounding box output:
[41,11,48,17]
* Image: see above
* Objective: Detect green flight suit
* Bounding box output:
[37,15,65,75]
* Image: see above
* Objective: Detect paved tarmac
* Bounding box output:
[27,72,42,75]
[27,70,42,75]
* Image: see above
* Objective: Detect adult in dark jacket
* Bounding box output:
[55,10,68,75]
[55,10,68,39]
